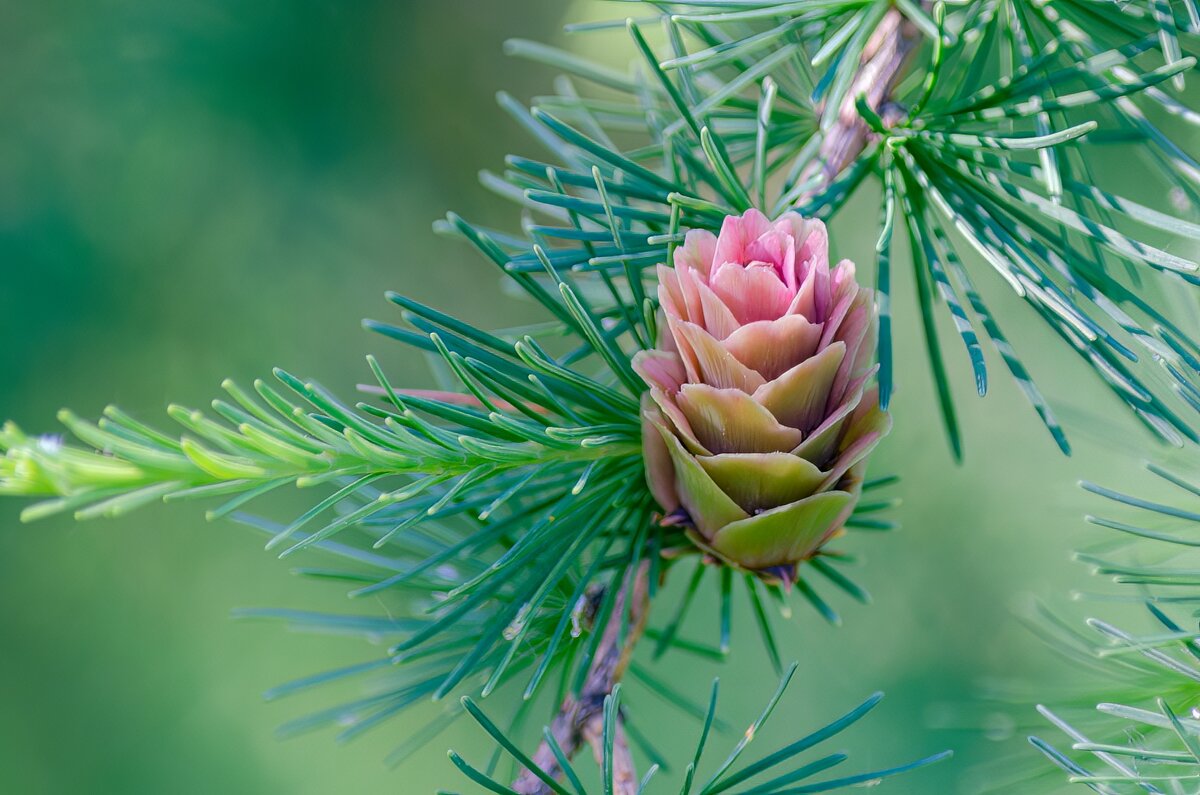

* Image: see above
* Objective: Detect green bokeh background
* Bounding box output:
[0,2,1182,793]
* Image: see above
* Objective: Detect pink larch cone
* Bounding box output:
[634,209,889,580]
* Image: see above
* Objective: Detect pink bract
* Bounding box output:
[633,209,889,578]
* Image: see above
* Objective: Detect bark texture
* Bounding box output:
[810,8,920,190]
[512,564,651,795]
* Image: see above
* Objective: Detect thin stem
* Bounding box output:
[513,561,652,795]
[805,8,921,194]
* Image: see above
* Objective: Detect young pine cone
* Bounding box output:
[634,209,889,582]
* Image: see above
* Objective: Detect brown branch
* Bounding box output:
[805,8,922,194]
[512,562,652,795]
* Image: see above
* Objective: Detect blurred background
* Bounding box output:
[0,1,1187,792]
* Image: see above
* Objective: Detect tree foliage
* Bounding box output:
[2,0,1199,792]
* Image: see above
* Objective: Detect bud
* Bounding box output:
[634,209,889,581]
